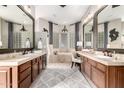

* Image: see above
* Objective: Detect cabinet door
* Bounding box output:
[42,54,47,69]
[19,74,31,88]
[32,59,39,81]
[92,67,105,88]
[0,67,11,88]
[117,67,124,88]
[84,61,91,78]
[80,62,84,73]
[38,57,42,73]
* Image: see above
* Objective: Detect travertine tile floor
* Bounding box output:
[30,63,96,88]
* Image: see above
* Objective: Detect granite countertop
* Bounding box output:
[77,51,124,66]
[0,51,46,66]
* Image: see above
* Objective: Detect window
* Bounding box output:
[98,32,104,48]
[53,32,59,48]
[70,32,75,48]
[60,33,68,48]
[85,33,92,48]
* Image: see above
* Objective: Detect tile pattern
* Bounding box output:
[30,63,94,88]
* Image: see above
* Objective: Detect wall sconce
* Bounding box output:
[20,25,27,31]
[43,28,48,33]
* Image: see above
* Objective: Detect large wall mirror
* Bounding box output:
[0,5,34,52]
[98,5,124,49]
[83,18,93,48]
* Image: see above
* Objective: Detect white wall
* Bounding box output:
[35,18,49,50]
[53,24,75,49]
[35,18,49,32]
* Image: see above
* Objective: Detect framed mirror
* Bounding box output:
[83,18,93,49]
[97,5,124,49]
[0,5,34,53]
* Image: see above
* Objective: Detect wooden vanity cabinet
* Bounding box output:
[17,56,44,88]
[0,54,45,88]
[0,67,11,88]
[18,61,32,88]
[81,57,107,88]
[80,54,124,88]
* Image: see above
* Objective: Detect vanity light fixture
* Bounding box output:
[20,25,27,31]
[43,28,48,33]
[62,25,68,32]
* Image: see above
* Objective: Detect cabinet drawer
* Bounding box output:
[97,63,106,72]
[19,74,31,88]
[88,59,96,67]
[19,67,31,82]
[19,61,31,72]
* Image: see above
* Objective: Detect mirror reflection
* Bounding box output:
[84,19,93,48]
[0,5,33,49]
[98,5,124,49]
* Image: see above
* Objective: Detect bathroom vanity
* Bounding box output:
[0,52,46,88]
[78,52,124,88]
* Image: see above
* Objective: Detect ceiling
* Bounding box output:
[0,5,32,25]
[35,5,90,25]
